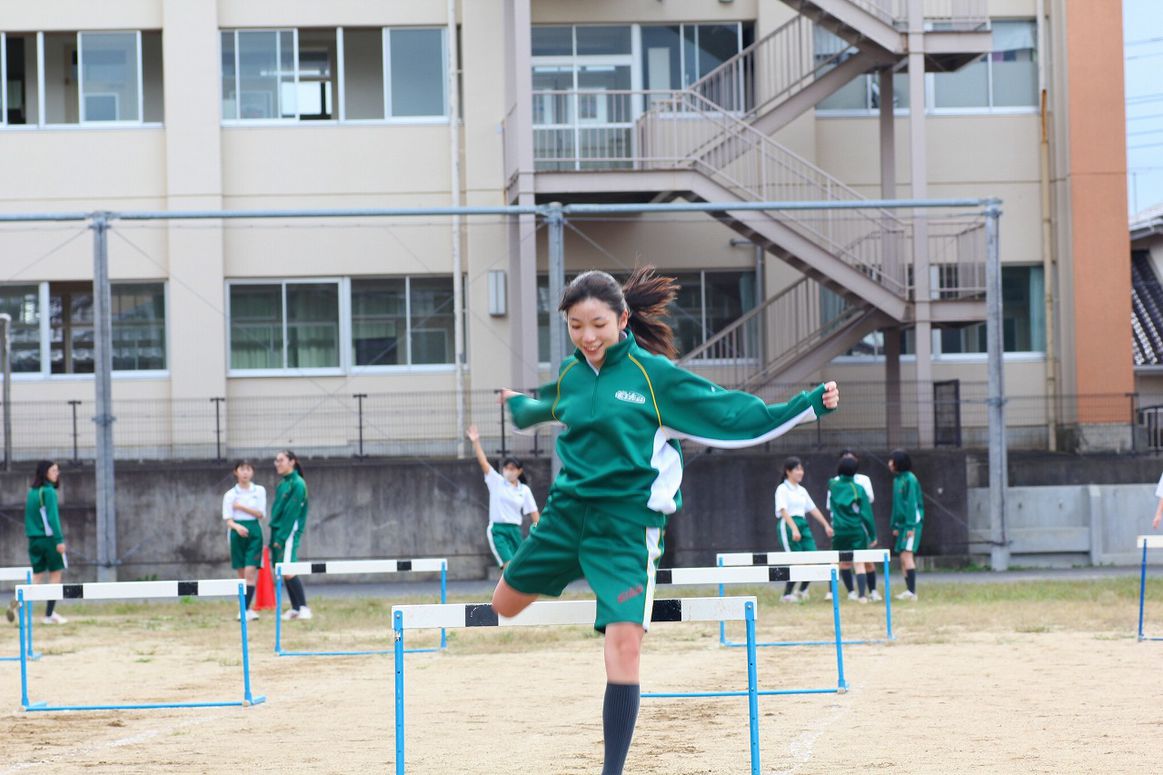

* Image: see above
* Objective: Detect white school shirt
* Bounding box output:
[484,469,538,525]
[222,483,266,524]
[1155,473,1163,499]
[775,480,816,520]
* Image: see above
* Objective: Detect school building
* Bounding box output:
[0,0,1133,460]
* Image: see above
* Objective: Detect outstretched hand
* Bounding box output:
[822,381,840,410]
[498,388,522,405]
[466,424,480,443]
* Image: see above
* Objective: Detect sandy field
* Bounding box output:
[1,582,1161,774]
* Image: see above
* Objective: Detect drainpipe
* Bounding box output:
[1036,0,1058,450]
[449,0,466,457]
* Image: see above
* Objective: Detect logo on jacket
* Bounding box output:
[614,390,646,405]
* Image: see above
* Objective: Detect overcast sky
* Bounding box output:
[1126,0,1163,217]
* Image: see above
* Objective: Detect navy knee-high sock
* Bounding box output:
[839,569,854,593]
[783,581,796,596]
[602,683,640,775]
[245,585,256,610]
[45,600,56,617]
[905,568,916,594]
[856,573,868,598]
[285,577,303,610]
[867,568,877,591]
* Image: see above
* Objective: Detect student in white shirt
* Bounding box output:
[466,425,541,569]
[775,456,833,603]
[222,460,267,620]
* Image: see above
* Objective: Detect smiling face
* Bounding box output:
[46,464,60,484]
[567,297,629,369]
[274,453,294,476]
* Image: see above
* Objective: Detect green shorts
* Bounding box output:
[895,524,922,554]
[28,536,66,574]
[778,516,817,552]
[229,522,264,569]
[270,522,304,565]
[503,496,665,632]
[487,522,524,567]
[831,526,870,552]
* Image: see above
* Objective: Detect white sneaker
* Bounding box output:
[824,591,833,601]
[869,591,882,602]
[857,596,869,605]
[42,612,68,624]
[780,594,801,604]
[245,610,260,621]
[295,606,313,621]
[847,591,860,602]
[896,590,917,601]
[281,608,299,621]
[796,589,810,602]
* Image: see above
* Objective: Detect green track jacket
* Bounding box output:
[24,485,63,540]
[507,332,834,527]
[269,470,308,544]
[890,470,924,533]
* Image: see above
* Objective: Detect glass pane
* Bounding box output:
[352,278,406,366]
[695,24,739,80]
[641,26,681,92]
[532,66,574,125]
[238,31,279,119]
[818,76,868,110]
[342,28,384,119]
[49,284,94,374]
[111,283,165,370]
[682,26,697,88]
[409,277,454,364]
[575,26,631,56]
[296,29,336,120]
[221,32,237,119]
[532,27,573,56]
[666,273,704,357]
[991,22,1037,107]
[43,33,77,124]
[0,285,41,372]
[704,271,754,356]
[230,284,283,369]
[933,59,988,108]
[390,28,445,117]
[278,30,296,118]
[286,283,339,368]
[80,32,139,121]
[141,31,164,122]
[870,72,910,110]
[4,35,33,125]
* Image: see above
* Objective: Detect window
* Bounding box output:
[229,282,339,371]
[815,27,909,112]
[0,282,165,374]
[1,31,163,126]
[350,277,457,367]
[220,27,447,122]
[940,266,1045,354]
[933,20,1037,110]
[639,24,748,92]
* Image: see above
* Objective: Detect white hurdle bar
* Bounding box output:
[0,567,37,662]
[1137,535,1163,642]
[15,579,265,712]
[651,564,846,694]
[391,597,765,775]
[718,549,894,642]
[274,558,448,656]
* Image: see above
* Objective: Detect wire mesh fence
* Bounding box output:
[0,383,1141,463]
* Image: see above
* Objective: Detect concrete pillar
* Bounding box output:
[907,0,933,447]
[878,69,903,447]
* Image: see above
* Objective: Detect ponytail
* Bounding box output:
[558,265,679,359]
[280,450,305,479]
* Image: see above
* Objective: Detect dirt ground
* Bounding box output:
[1,587,1161,774]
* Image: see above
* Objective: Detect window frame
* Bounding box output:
[225,277,347,377]
[220,26,450,127]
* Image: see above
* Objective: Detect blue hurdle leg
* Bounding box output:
[718,556,727,647]
[1139,540,1148,641]
[745,601,760,775]
[830,569,848,691]
[274,567,284,655]
[440,562,447,651]
[19,589,30,708]
[238,585,266,706]
[394,611,406,775]
[883,555,894,640]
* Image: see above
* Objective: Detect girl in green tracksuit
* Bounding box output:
[269,450,311,620]
[889,448,924,601]
[10,461,69,625]
[493,267,840,775]
[827,455,875,602]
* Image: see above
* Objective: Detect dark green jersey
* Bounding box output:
[827,475,866,533]
[891,470,924,532]
[25,485,64,540]
[508,332,833,527]
[269,470,308,542]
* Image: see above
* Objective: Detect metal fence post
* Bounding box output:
[91,212,118,583]
[68,400,81,463]
[1,313,11,471]
[354,393,368,457]
[210,397,226,461]
[985,201,1009,572]
[546,203,565,481]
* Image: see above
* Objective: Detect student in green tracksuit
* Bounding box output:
[269,450,311,620]
[889,448,924,601]
[492,267,840,775]
[827,455,875,603]
[11,461,69,625]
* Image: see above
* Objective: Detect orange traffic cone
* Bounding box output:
[254,547,276,611]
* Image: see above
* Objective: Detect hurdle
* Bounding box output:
[16,579,265,712]
[718,549,894,644]
[1,568,38,662]
[275,558,448,656]
[648,564,846,695]
[1137,535,1163,642]
[391,597,764,775]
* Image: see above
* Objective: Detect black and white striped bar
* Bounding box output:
[15,579,244,602]
[655,565,836,586]
[392,596,757,631]
[0,567,33,583]
[277,558,446,575]
[1138,535,1163,549]
[718,549,889,567]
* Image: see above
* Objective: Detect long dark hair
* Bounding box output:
[836,456,858,478]
[31,460,58,489]
[889,448,912,473]
[500,456,529,486]
[558,266,679,359]
[279,450,304,479]
[781,456,802,482]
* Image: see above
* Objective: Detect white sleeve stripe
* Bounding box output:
[662,405,816,449]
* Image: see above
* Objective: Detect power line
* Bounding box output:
[1128,112,1163,122]
[1126,35,1163,46]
